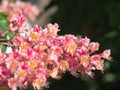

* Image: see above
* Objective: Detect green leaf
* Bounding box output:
[104,31,118,38]
[0,43,7,53]
[0,13,9,31]
[0,20,9,31]
[0,13,8,20]
[4,32,15,40]
[17,87,23,90]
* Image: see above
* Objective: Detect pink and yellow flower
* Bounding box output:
[0,10,111,90]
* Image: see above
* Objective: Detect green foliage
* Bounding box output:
[0,43,7,53]
[104,31,118,38]
[4,32,15,40]
[0,13,15,53]
[0,13,8,20]
[0,13,9,31]
[0,13,9,53]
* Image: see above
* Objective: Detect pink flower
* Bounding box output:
[0,0,40,21]
[80,55,89,67]
[79,37,90,47]
[0,11,111,89]
[8,12,25,32]
[90,55,104,71]
[8,78,17,89]
[46,23,59,36]
[101,49,111,60]
[59,61,69,72]
[89,42,99,53]
[76,46,89,55]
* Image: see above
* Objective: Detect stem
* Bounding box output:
[0,40,13,47]
[0,39,9,42]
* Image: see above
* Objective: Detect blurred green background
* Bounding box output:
[12,0,120,90]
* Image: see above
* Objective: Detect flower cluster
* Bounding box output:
[0,0,40,21]
[0,11,111,90]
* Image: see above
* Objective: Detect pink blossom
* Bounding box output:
[46,23,59,36]
[79,37,90,47]
[0,0,40,21]
[89,42,99,53]
[101,49,111,60]
[80,55,89,67]
[59,61,69,73]
[0,11,112,90]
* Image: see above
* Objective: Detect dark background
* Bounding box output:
[23,0,120,90]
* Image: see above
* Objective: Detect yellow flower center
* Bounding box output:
[42,45,48,50]
[61,61,68,67]
[19,70,25,77]
[81,56,89,67]
[50,28,55,34]
[9,12,15,17]
[29,61,36,68]
[35,79,42,84]
[21,43,28,49]
[11,61,17,68]
[81,56,88,62]
[31,32,38,39]
[67,44,76,54]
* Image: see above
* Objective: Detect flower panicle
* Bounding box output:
[0,11,111,90]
